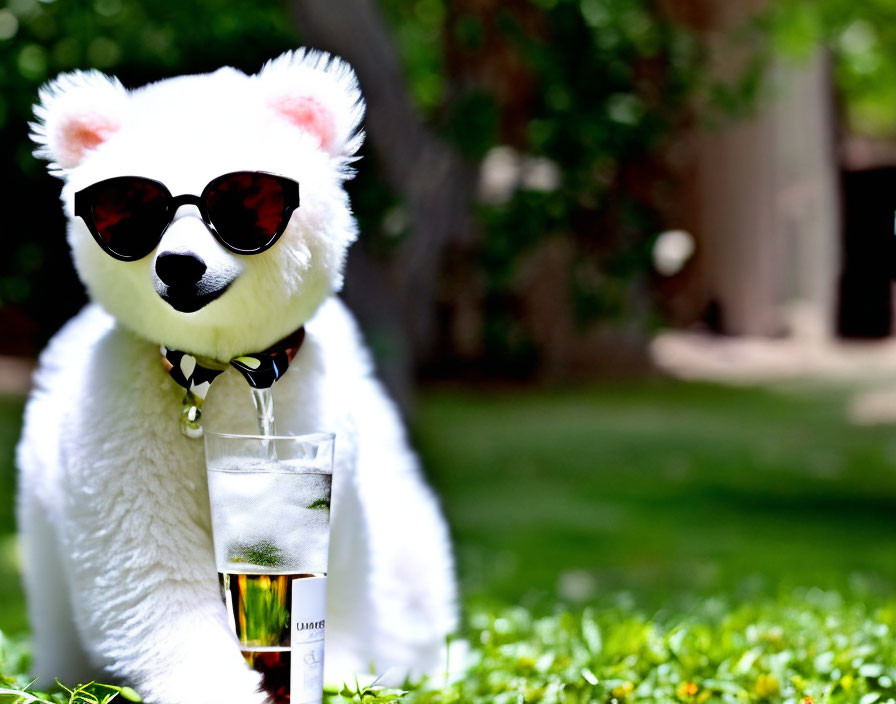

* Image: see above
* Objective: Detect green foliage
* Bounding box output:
[7,591,896,704]
[765,0,896,137]
[0,680,141,704]
[0,629,140,704]
[474,1,700,340]
[337,675,408,702]
[373,0,896,358]
[376,0,706,361]
[387,591,896,704]
[0,0,297,107]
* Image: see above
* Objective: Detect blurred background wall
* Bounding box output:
[2,0,896,408]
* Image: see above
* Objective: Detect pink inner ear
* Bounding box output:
[57,114,119,168]
[270,95,335,151]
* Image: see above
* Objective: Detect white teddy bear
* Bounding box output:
[16,49,457,703]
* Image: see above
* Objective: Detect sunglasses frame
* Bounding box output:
[74,170,301,262]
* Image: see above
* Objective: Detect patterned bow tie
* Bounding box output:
[161,326,305,438]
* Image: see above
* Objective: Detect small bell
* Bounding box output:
[180,390,205,438]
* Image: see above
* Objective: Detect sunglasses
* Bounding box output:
[74,171,300,261]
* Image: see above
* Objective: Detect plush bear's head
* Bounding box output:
[31,50,364,360]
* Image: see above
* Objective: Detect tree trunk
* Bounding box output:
[669,0,840,339]
[289,0,477,406]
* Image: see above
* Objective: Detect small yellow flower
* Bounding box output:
[840,674,855,691]
[611,681,635,699]
[753,674,780,697]
[676,681,699,698]
[799,697,815,704]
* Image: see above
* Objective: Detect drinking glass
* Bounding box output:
[205,431,335,704]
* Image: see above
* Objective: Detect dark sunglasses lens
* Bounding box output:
[90,178,169,258]
[206,172,290,252]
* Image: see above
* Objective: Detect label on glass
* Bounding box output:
[291,576,327,704]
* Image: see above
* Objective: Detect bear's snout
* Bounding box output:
[153,247,236,314]
[156,252,207,288]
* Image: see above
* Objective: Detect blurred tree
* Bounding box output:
[664,0,840,340]
[289,0,476,408]
[6,0,832,389]
[758,0,896,338]
[327,0,706,380]
[764,0,896,141]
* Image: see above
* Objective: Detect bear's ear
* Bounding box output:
[257,49,365,160]
[30,70,128,173]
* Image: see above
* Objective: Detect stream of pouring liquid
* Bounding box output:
[250,387,278,459]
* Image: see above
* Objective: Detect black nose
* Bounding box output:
[156,252,207,287]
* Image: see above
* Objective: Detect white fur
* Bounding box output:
[30,69,128,171]
[17,50,456,703]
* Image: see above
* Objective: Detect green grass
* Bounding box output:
[412,381,896,608]
[0,396,25,636]
[4,380,896,703]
